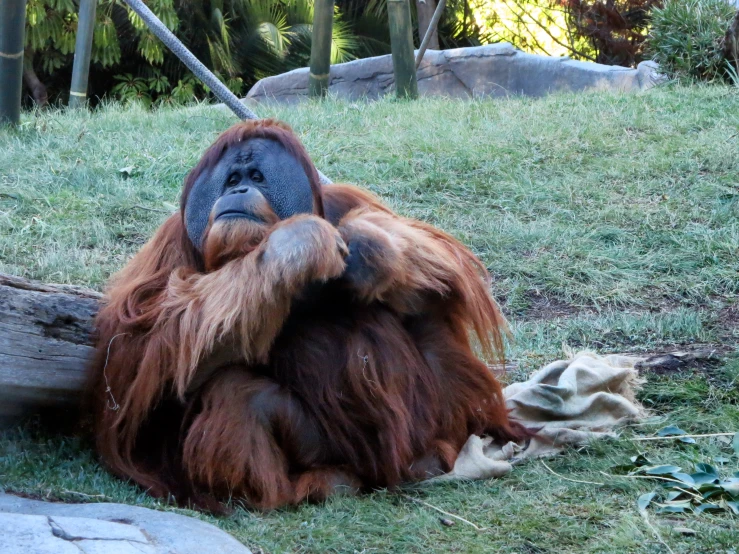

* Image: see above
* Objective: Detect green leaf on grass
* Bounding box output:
[727,501,739,514]
[694,503,722,514]
[631,454,651,466]
[118,166,136,178]
[720,481,739,497]
[644,465,683,476]
[701,488,725,500]
[638,492,656,511]
[665,491,684,502]
[695,463,719,477]
[670,473,696,486]
[657,425,687,437]
[690,472,719,485]
[656,504,691,514]
[654,425,696,442]
[733,433,739,456]
[611,454,651,474]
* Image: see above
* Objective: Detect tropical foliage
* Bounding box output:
[474,1,661,66]
[649,0,738,83]
[22,0,734,106]
[22,0,519,107]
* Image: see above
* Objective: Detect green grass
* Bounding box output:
[1,86,738,553]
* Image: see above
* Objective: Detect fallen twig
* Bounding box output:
[630,432,736,442]
[132,204,169,214]
[401,494,485,531]
[639,507,675,554]
[541,461,605,486]
[62,490,108,499]
[599,472,703,492]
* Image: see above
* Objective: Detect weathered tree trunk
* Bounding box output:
[416,0,439,51]
[0,273,100,428]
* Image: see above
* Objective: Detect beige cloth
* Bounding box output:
[432,351,646,482]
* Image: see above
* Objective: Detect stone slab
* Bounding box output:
[0,493,251,554]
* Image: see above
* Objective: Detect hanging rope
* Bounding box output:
[121,0,257,120]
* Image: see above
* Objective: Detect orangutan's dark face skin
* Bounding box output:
[184,138,315,251]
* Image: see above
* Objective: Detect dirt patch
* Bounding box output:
[714,302,739,339]
[507,292,589,321]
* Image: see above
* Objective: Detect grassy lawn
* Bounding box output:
[1,87,738,553]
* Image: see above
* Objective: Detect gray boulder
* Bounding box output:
[0,493,251,554]
[246,43,663,104]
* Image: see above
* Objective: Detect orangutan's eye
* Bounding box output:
[249,169,264,183]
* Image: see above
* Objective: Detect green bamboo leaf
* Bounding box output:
[637,491,656,511]
[720,481,739,498]
[631,455,651,466]
[694,503,722,514]
[690,472,719,485]
[644,465,683,476]
[657,425,688,437]
[656,504,691,514]
[669,473,696,486]
[695,463,719,477]
[697,484,723,498]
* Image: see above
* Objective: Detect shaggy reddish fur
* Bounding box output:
[89,119,529,511]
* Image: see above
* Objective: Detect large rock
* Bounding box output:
[0,493,251,554]
[246,43,663,104]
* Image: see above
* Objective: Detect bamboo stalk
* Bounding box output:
[309,0,334,98]
[387,0,418,99]
[69,0,98,109]
[0,0,27,126]
[415,0,446,69]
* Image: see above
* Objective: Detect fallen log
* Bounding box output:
[0,273,100,428]
[0,270,730,431]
